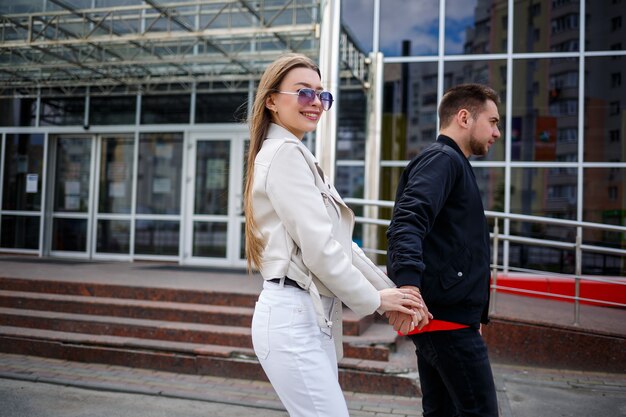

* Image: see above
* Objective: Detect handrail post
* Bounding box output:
[574,233,582,326]
[489,218,499,314]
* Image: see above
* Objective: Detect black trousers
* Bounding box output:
[410,327,498,417]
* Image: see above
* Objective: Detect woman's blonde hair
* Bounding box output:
[244,53,321,272]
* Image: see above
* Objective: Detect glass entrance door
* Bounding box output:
[184,132,246,267]
[47,134,135,259]
[48,135,95,257]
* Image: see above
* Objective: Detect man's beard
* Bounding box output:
[469,135,488,156]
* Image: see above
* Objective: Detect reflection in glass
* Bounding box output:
[508,242,575,274]
[40,96,85,126]
[134,220,179,256]
[379,0,439,56]
[510,167,577,225]
[193,222,227,258]
[141,94,190,124]
[239,223,246,260]
[195,92,248,123]
[512,58,578,162]
[99,136,134,214]
[337,89,367,160]
[341,0,374,53]
[335,165,364,217]
[54,137,92,213]
[2,134,44,211]
[444,60,507,162]
[379,166,405,216]
[583,168,625,256]
[90,96,136,125]
[52,218,88,252]
[584,56,626,162]
[382,62,439,161]
[514,0,579,53]
[0,97,37,126]
[582,252,623,276]
[473,167,504,211]
[585,0,621,52]
[97,219,130,254]
[445,0,507,55]
[137,133,183,215]
[0,215,39,249]
[195,141,230,216]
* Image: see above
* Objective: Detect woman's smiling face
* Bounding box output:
[266,67,325,140]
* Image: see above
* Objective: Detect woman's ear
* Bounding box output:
[265,95,277,113]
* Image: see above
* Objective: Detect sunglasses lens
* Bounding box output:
[297,88,317,106]
[320,91,333,111]
[295,89,333,111]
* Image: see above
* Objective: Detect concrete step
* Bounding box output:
[0,326,420,396]
[0,277,258,307]
[0,289,370,337]
[0,280,370,336]
[0,290,254,327]
[0,307,390,361]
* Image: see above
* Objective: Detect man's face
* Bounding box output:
[468,100,501,156]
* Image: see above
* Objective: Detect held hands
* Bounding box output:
[378,287,425,330]
[385,286,432,334]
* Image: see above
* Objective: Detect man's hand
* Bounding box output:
[386,311,416,334]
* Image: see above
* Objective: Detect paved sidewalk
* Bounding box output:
[1,353,625,416]
[0,353,420,417]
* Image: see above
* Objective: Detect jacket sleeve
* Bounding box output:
[386,151,458,289]
[351,242,394,290]
[265,143,381,316]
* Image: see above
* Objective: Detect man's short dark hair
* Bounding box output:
[438,84,500,129]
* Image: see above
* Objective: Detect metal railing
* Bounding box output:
[344,197,626,326]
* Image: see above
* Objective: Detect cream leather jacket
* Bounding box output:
[252,124,395,358]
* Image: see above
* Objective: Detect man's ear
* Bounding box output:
[458,109,471,128]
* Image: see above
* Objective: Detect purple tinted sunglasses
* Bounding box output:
[276,88,334,111]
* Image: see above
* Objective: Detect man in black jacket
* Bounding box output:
[386,84,501,417]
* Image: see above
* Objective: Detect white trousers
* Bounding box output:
[251,280,349,417]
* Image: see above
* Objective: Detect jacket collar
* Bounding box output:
[266,123,301,141]
[265,123,319,163]
[436,134,468,160]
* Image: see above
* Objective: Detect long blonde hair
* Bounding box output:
[244,53,321,272]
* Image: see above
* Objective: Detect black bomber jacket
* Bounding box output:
[386,135,491,327]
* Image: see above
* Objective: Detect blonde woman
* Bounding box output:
[244,53,428,416]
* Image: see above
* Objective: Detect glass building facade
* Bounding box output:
[0,0,624,275]
[338,0,626,276]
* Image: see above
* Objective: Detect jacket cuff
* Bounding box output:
[393,267,422,289]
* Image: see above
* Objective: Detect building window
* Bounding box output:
[551,14,579,34]
[530,3,541,17]
[611,72,622,87]
[551,39,579,52]
[550,72,579,89]
[608,186,618,201]
[609,101,621,115]
[609,130,620,142]
[549,100,578,116]
[611,16,622,31]
[558,128,578,143]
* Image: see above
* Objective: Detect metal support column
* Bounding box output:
[315,0,340,181]
[363,52,383,256]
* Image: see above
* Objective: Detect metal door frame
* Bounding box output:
[183,127,248,267]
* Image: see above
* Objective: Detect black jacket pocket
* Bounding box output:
[439,247,472,290]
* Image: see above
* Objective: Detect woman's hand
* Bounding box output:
[382,286,433,333]
[378,287,424,318]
